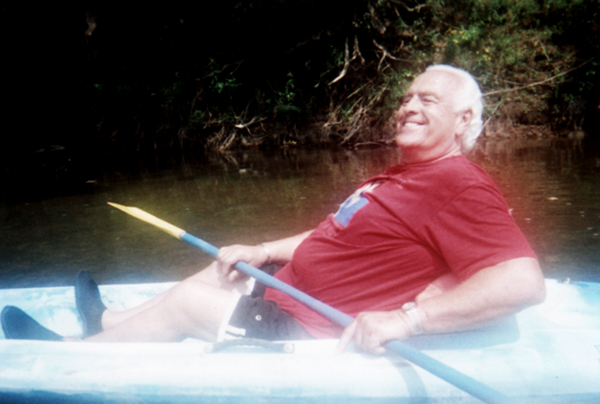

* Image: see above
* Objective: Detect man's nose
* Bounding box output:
[398,104,417,123]
[402,97,421,112]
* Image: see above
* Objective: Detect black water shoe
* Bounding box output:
[1,306,63,341]
[75,270,107,337]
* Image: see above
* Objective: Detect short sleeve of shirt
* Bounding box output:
[424,183,536,281]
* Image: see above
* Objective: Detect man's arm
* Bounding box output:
[418,257,545,332]
[216,230,314,281]
[337,257,546,354]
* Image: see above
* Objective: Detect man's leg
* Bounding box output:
[98,262,250,331]
[84,262,251,342]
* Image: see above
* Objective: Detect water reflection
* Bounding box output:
[474,137,600,282]
[1,138,598,289]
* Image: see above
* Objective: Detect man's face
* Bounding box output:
[395,70,469,163]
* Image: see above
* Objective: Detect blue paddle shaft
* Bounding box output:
[181,232,515,404]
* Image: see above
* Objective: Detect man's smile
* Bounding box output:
[402,121,425,127]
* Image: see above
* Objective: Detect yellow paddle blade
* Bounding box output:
[107,202,186,240]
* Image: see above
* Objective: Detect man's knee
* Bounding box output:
[162,279,236,339]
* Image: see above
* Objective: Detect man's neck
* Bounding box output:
[400,148,463,165]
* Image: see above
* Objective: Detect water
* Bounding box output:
[475,137,600,282]
[1,137,599,289]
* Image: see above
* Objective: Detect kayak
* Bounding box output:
[0,278,599,403]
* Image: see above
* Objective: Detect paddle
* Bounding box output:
[108,202,516,404]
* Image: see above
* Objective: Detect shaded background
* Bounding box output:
[1,2,599,288]
[3,2,599,160]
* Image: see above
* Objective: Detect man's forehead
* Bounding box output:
[405,71,460,97]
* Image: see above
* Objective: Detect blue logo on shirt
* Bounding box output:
[334,196,369,226]
[333,182,380,226]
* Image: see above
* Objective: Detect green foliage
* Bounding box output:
[269,73,302,123]
[188,110,205,131]
[210,76,241,95]
[83,0,600,151]
[379,0,599,130]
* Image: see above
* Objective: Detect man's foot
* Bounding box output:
[1,306,63,341]
[75,270,107,337]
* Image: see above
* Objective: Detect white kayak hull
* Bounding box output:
[0,279,599,403]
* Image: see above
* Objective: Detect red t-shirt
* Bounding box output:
[263,155,536,338]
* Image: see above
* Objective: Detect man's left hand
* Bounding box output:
[336,310,412,355]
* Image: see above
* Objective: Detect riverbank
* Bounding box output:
[3,122,596,205]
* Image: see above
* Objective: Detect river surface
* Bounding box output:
[1,137,599,289]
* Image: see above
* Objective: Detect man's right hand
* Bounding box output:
[216,244,270,282]
[215,230,314,282]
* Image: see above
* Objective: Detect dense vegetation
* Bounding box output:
[4,1,600,155]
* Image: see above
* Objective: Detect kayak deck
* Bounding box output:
[0,279,599,403]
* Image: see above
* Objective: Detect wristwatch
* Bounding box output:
[401,302,423,335]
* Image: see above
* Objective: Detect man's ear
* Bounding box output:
[455,110,473,137]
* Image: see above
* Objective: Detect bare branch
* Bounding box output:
[368,3,386,35]
[220,131,236,151]
[373,40,413,71]
[234,116,266,130]
[483,64,584,96]
[536,39,551,61]
[352,36,365,64]
[329,38,351,85]
[346,84,367,100]
[201,60,244,80]
[481,103,501,132]
[388,1,427,12]
[341,107,366,144]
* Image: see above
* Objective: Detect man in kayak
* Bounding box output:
[2,65,546,353]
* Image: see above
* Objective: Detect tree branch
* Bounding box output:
[388,1,427,13]
[353,36,365,64]
[329,38,351,85]
[373,40,413,71]
[483,64,585,96]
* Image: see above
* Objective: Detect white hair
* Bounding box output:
[425,65,484,152]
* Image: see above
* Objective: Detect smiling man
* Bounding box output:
[3,65,546,352]
[334,65,545,352]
